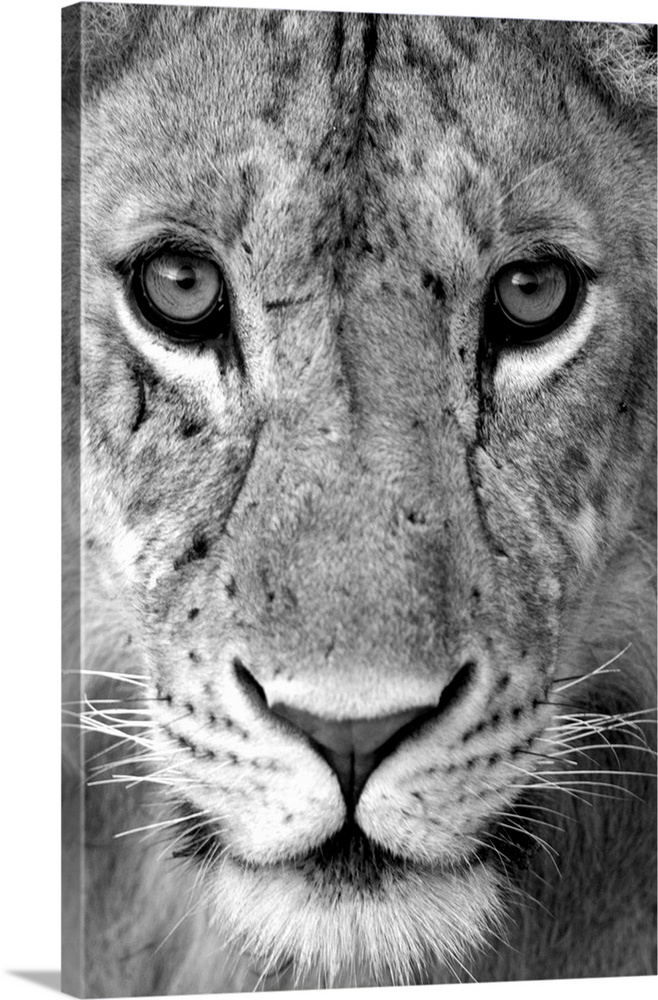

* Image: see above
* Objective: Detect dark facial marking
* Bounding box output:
[173,532,210,570]
[181,420,204,438]
[131,374,147,433]
[422,271,446,301]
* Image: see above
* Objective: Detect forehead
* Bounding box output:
[88,11,573,144]
[84,12,609,280]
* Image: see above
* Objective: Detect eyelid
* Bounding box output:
[114,237,220,278]
[490,243,598,284]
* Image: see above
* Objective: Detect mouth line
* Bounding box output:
[170,803,474,879]
[229,824,473,893]
[168,797,539,885]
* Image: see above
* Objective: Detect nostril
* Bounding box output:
[436,660,477,715]
[233,657,267,708]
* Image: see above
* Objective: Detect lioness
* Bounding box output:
[62,4,657,995]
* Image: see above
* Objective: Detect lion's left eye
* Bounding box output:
[491,259,581,344]
[132,250,229,342]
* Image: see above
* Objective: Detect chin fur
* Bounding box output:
[204,843,505,987]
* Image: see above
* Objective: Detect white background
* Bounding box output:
[0,1,655,998]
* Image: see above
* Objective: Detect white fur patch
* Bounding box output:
[571,501,600,568]
[109,526,143,583]
[115,296,232,420]
[207,853,504,986]
[494,285,601,393]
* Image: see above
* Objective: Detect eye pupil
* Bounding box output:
[176,266,197,291]
[512,270,539,295]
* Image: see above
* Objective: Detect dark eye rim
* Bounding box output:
[131,248,229,343]
[489,256,585,346]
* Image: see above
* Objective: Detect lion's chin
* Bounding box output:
[201,827,505,988]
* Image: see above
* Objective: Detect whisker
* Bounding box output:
[499,158,562,202]
[71,668,149,688]
[554,644,631,692]
[493,810,565,835]
[115,811,208,839]
[492,821,561,875]
[514,748,579,766]
[152,896,208,955]
[529,768,652,779]
[511,801,575,824]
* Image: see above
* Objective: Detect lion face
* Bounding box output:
[74,7,656,987]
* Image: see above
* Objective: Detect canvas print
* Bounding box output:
[61,3,657,996]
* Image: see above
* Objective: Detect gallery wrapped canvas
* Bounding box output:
[62,3,657,996]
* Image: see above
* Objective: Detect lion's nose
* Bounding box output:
[233,657,476,808]
[268,702,437,807]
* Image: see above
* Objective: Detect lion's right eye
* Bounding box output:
[132,250,229,342]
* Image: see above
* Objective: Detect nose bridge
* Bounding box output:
[258,417,427,584]
[224,401,488,713]
[252,426,414,607]
[217,282,493,715]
